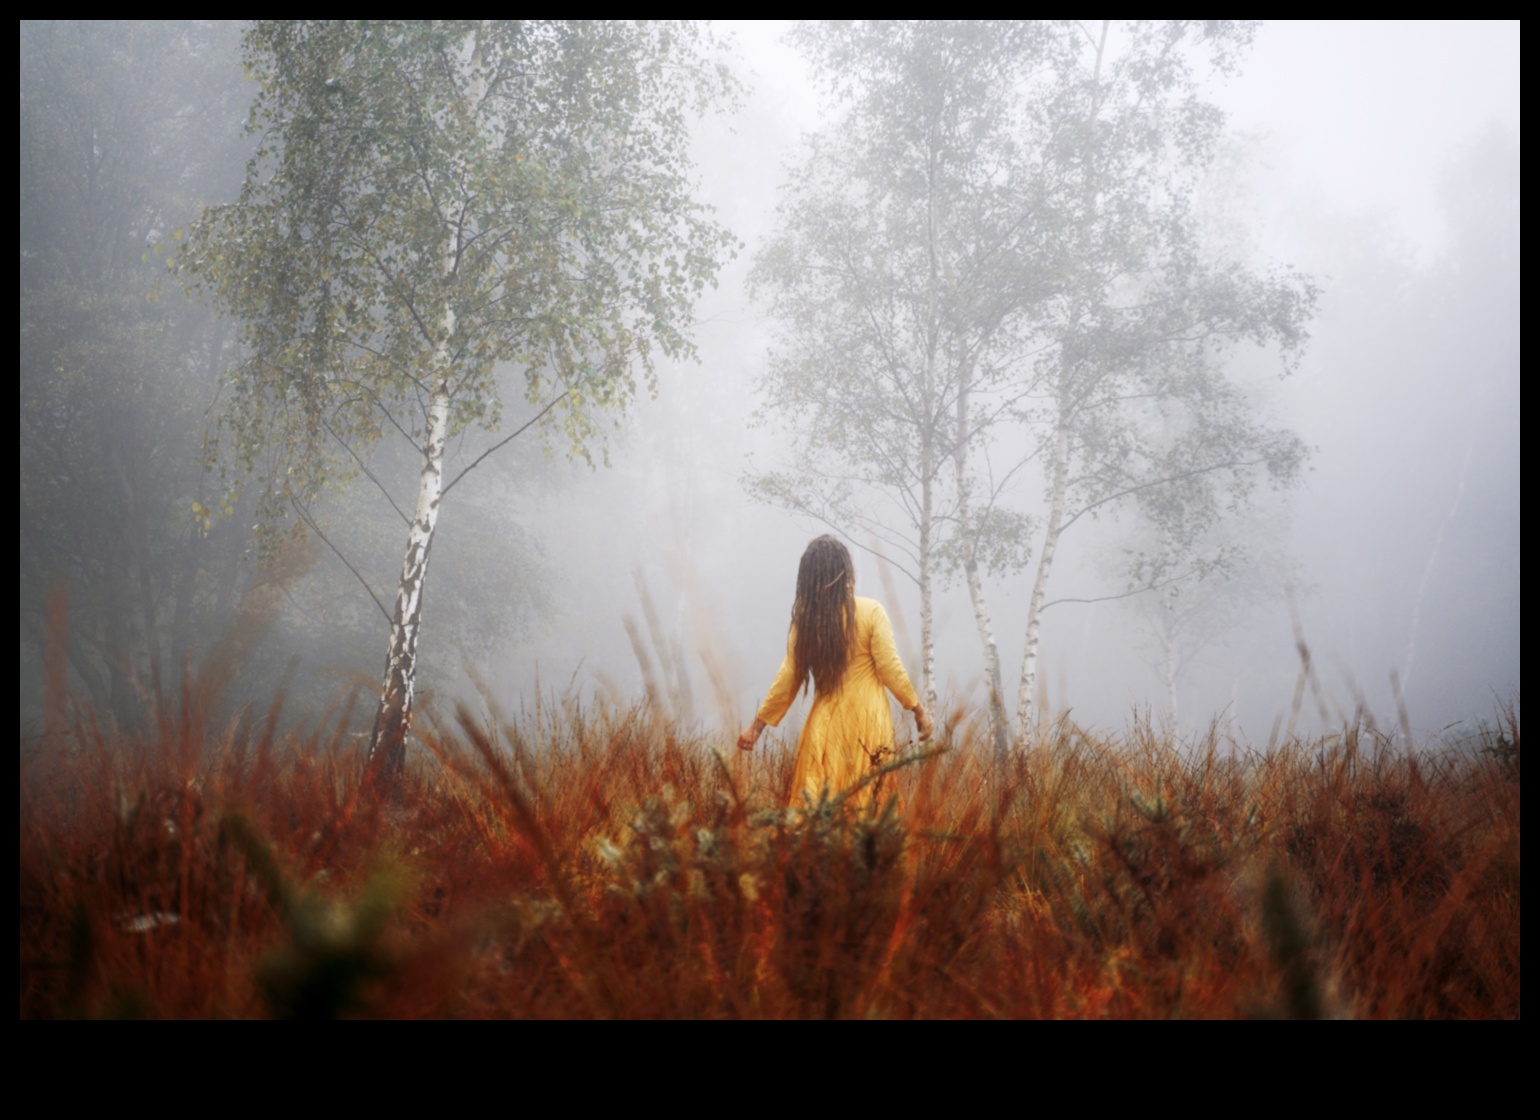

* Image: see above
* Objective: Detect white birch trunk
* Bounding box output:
[953,375,1008,756]
[368,318,455,776]
[367,26,485,779]
[1012,27,1107,743]
[1015,424,1068,742]
[965,558,1006,751]
[919,470,936,712]
[916,145,941,714]
[1165,641,1179,730]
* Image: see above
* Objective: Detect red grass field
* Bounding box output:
[19,692,1519,1018]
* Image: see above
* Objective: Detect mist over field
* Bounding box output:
[20,20,1519,746]
[19,20,1521,1023]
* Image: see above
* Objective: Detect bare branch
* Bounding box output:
[323,419,411,526]
[441,390,568,497]
[291,499,393,623]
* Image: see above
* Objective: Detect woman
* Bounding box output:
[737,535,933,806]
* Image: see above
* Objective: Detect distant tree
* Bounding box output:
[749,21,1047,747]
[750,21,1315,751]
[1397,126,1518,699]
[179,21,737,777]
[1005,20,1318,739]
[1108,505,1300,727]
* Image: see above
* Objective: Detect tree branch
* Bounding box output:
[290,499,393,623]
[1058,453,1277,536]
[323,419,411,526]
[1041,560,1208,613]
[441,390,568,497]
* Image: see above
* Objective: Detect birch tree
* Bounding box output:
[749,21,1045,738]
[1109,506,1300,727]
[180,21,736,776]
[1008,20,1317,738]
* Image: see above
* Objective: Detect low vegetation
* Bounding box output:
[19,691,1519,1018]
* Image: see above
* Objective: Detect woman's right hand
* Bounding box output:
[737,718,766,752]
[914,704,934,742]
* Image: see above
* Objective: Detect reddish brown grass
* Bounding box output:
[19,694,1519,1018]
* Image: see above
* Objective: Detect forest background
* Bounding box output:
[18,20,1519,748]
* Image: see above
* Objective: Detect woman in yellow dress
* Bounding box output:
[737,535,933,806]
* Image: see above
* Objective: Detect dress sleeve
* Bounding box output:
[755,628,801,727]
[870,602,920,711]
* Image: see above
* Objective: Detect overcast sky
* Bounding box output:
[726,20,1520,258]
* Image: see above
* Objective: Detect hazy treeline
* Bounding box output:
[18,21,1519,742]
[20,22,253,725]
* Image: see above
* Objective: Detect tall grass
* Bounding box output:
[19,693,1518,1018]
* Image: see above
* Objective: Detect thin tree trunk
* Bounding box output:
[1158,600,1179,729]
[1165,640,1179,730]
[965,555,1007,750]
[1016,424,1068,741]
[115,441,163,707]
[953,370,1008,756]
[1012,25,1108,742]
[367,321,455,778]
[919,470,935,712]
[367,25,485,781]
[917,134,941,714]
[168,539,197,694]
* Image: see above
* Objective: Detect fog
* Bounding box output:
[19,21,1519,748]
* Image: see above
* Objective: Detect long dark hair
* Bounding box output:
[791,535,856,696]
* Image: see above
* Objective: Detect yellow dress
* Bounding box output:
[757,596,920,806]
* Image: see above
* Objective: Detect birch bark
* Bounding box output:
[918,153,940,713]
[952,371,1009,756]
[918,470,935,711]
[366,28,484,777]
[1015,423,1068,741]
[1012,26,1105,744]
[367,320,455,775]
